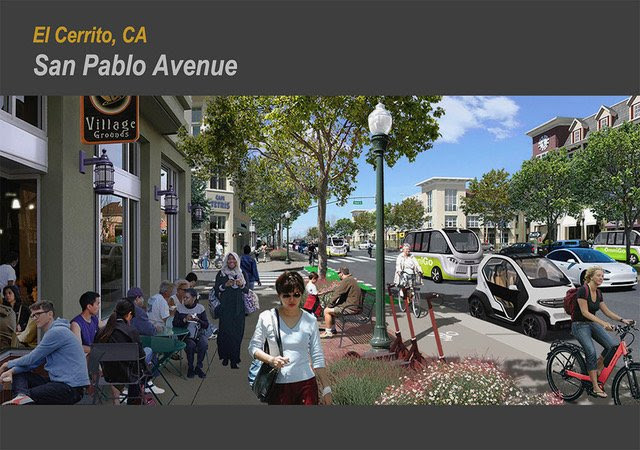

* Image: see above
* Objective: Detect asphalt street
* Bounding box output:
[326,249,640,358]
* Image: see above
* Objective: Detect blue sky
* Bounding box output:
[289,96,629,238]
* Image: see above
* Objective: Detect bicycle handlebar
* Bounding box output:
[614,321,637,334]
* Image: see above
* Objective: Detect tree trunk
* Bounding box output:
[317,186,328,279]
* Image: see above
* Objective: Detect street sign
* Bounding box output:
[81,96,139,144]
[353,200,363,205]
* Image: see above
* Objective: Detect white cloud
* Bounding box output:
[437,96,520,143]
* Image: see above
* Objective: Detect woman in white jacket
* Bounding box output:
[248,271,332,405]
[394,243,423,301]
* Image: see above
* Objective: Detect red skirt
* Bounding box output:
[303,294,322,318]
[268,377,319,405]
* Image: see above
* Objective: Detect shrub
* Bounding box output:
[327,357,406,405]
[376,359,564,406]
[269,249,287,260]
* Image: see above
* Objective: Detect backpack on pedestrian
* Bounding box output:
[563,284,588,318]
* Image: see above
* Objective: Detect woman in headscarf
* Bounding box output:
[214,252,248,369]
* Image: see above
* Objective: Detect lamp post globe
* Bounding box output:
[369,102,392,351]
[284,211,291,264]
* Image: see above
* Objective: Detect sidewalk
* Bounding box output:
[152,274,606,406]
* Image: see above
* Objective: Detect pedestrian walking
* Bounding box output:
[241,245,262,290]
[248,271,331,405]
[215,252,247,369]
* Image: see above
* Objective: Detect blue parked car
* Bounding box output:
[549,240,591,251]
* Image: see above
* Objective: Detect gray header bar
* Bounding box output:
[1,0,639,94]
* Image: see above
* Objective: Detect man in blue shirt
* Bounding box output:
[241,245,262,290]
[0,301,89,405]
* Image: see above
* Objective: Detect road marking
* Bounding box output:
[427,331,459,342]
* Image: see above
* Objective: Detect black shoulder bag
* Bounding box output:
[252,309,283,403]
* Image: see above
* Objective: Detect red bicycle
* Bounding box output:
[546,321,639,404]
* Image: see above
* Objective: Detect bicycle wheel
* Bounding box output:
[612,363,640,406]
[546,346,587,401]
[201,258,210,270]
[411,291,424,318]
[397,289,407,312]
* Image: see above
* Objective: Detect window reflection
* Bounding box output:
[99,195,124,316]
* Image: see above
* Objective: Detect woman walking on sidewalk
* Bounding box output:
[248,271,332,405]
[215,252,248,369]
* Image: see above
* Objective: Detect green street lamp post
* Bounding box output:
[284,211,291,264]
[369,103,392,350]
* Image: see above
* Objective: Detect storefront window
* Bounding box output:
[96,142,138,175]
[1,96,10,113]
[15,96,43,129]
[0,177,38,304]
[99,195,124,316]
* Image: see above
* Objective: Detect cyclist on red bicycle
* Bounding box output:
[572,266,634,398]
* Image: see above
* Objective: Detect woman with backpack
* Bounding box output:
[572,266,633,398]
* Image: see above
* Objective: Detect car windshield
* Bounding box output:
[444,230,479,253]
[572,249,615,263]
[514,257,570,287]
[330,238,344,246]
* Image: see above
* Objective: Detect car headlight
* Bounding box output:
[537,299,564,308]
[447,257,458,264]
[603,269,611,274]
[632,267,637,273]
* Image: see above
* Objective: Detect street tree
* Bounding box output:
[510,149,582,244]
[461,169,515,248]
[393,197,428,232]
[306,226,319,242]
[353,211,376,242]
[332,218,355,238]
[573,122,640,264]
[181,96,443,278]
[190,176,212,231]
[241,157,311,249]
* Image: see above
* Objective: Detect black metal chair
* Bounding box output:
[87,342,151,405]
[336,289,376,347]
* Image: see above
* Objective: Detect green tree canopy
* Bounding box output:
[573,121,640,263]
[510,149,581,243]
[393,197,428,231]
[180,95,444,277]
[190,176,211,229]
[332,218,355,238]
[353,211,376,236]
[461,169,515,245]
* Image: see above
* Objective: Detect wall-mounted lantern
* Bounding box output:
[79,149,115,195]
[154,184,179,215]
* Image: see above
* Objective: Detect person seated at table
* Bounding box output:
[70,291,103,354]
[186,272,198,288]
[2,285,29,333]
[148,281,175,333]
[126,287,156,337]
[95,299,150,405]
[16,316,37,348]
[0,301,89,405]
[170,279,190,309]
[0,301,16,348]
[321,267,362,338]
[173,288,208,379]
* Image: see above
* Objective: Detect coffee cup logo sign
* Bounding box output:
[80,95,139,144]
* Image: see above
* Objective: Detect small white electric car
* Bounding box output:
[468,254,573,340]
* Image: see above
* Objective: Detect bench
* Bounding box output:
[335,289,376,347]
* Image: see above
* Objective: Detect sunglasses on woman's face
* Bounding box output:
[281,292,302,299]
